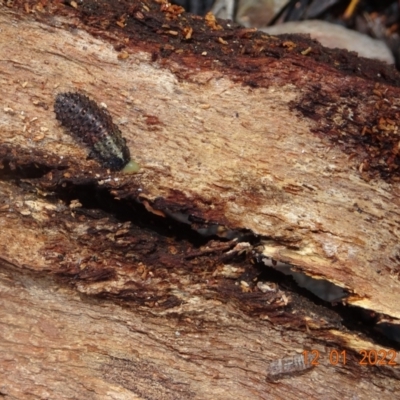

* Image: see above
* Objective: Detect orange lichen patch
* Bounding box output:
[160,2,185,20]
[205,12,222,31]
[182,26,193,40]
[282,41,296,50]
[116,15,127,28]
[295,81,400,180]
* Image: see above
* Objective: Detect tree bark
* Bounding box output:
[1,1,400,399]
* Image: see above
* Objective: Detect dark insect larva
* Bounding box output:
[54,92,137,172]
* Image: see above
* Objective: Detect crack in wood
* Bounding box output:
[1,156,399,347]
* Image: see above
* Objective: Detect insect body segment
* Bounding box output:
[54,92,131,171]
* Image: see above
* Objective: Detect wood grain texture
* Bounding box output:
[2,259,398,400]
[1,1,400,398]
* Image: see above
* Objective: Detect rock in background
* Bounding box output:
[260,20,395,64]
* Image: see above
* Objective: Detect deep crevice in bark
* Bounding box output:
[256,262,400,349]
[1,160,399,348]
[0,159,63,180]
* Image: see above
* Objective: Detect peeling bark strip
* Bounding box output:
[2,1,400,398]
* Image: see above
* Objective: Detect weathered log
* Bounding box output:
[1,1,400,398]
